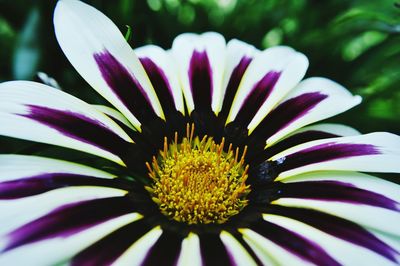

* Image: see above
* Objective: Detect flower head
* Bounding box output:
[0,0,400,265]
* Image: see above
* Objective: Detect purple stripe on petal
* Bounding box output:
[94,51,158,122]
[226,233,264,266]
[277,180,399,211]
[251,92,328,142]
[251,220,341,266]
[21,105,127,156]
[234,71,280,125]
[0,173,118,199]
[141,231,183,266]
[189,50,213,111]
[140,57,177,115]
[250,130,340,164]
[220,56,253,119]
[275,142,380,174]
[269,205,399,262]
[4,197,133,252]
[71,219,152,266]
[199,233,232,265]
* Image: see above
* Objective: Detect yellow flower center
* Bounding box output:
[146,124,251,224]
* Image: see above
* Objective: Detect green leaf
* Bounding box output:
[124,25,132,42]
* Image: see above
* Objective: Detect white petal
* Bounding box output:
[264,214,399,265]
[92,105,135,130]
[373,231,400,254]
[0,187,126,236]
[227,46,308,127]
[0,81,133,165]
[135,45,185,114]
[271,132,400,180]
[286,123,361,138]
[0,213,141,265]
[264,77,362,145]
[0,154,115,182]
[0,112,124,164]
[177,233,202,266]
[217,39,258,114]
[54,0,164,128]
[112,226,162,266]
[239,228,309,266]
[0,82,132,140]
[273,198,400,236]
[171,32,226,114]
[220,231,257,266]
[282,171,400,203]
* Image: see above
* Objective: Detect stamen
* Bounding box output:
[146,124,251,224]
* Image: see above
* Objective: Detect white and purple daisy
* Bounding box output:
[1,0,400,265]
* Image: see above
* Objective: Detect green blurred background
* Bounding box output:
[0,0,399,154]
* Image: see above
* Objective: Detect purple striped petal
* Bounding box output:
[269,205,399,262]
[0,173,118,200]
[139,57,177,116]
[220,56,252,119]
[233,71,281,126]
[275,142,380,174]
[277,180,399,210]
[3,197,133,252]
[141,231,183,266]
[227,233,263,265]
[250,220,341,266]
[251,92,328,141]
[94,51,158,123]
[189,50,213,111]
[251,130,340,164]
[21,104,127,156]
[71,219,152,265]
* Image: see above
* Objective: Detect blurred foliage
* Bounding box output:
[0,0,399,155]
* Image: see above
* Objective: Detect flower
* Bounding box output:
[0,0,400,265]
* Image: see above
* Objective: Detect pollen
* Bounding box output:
[146,124,251,224]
